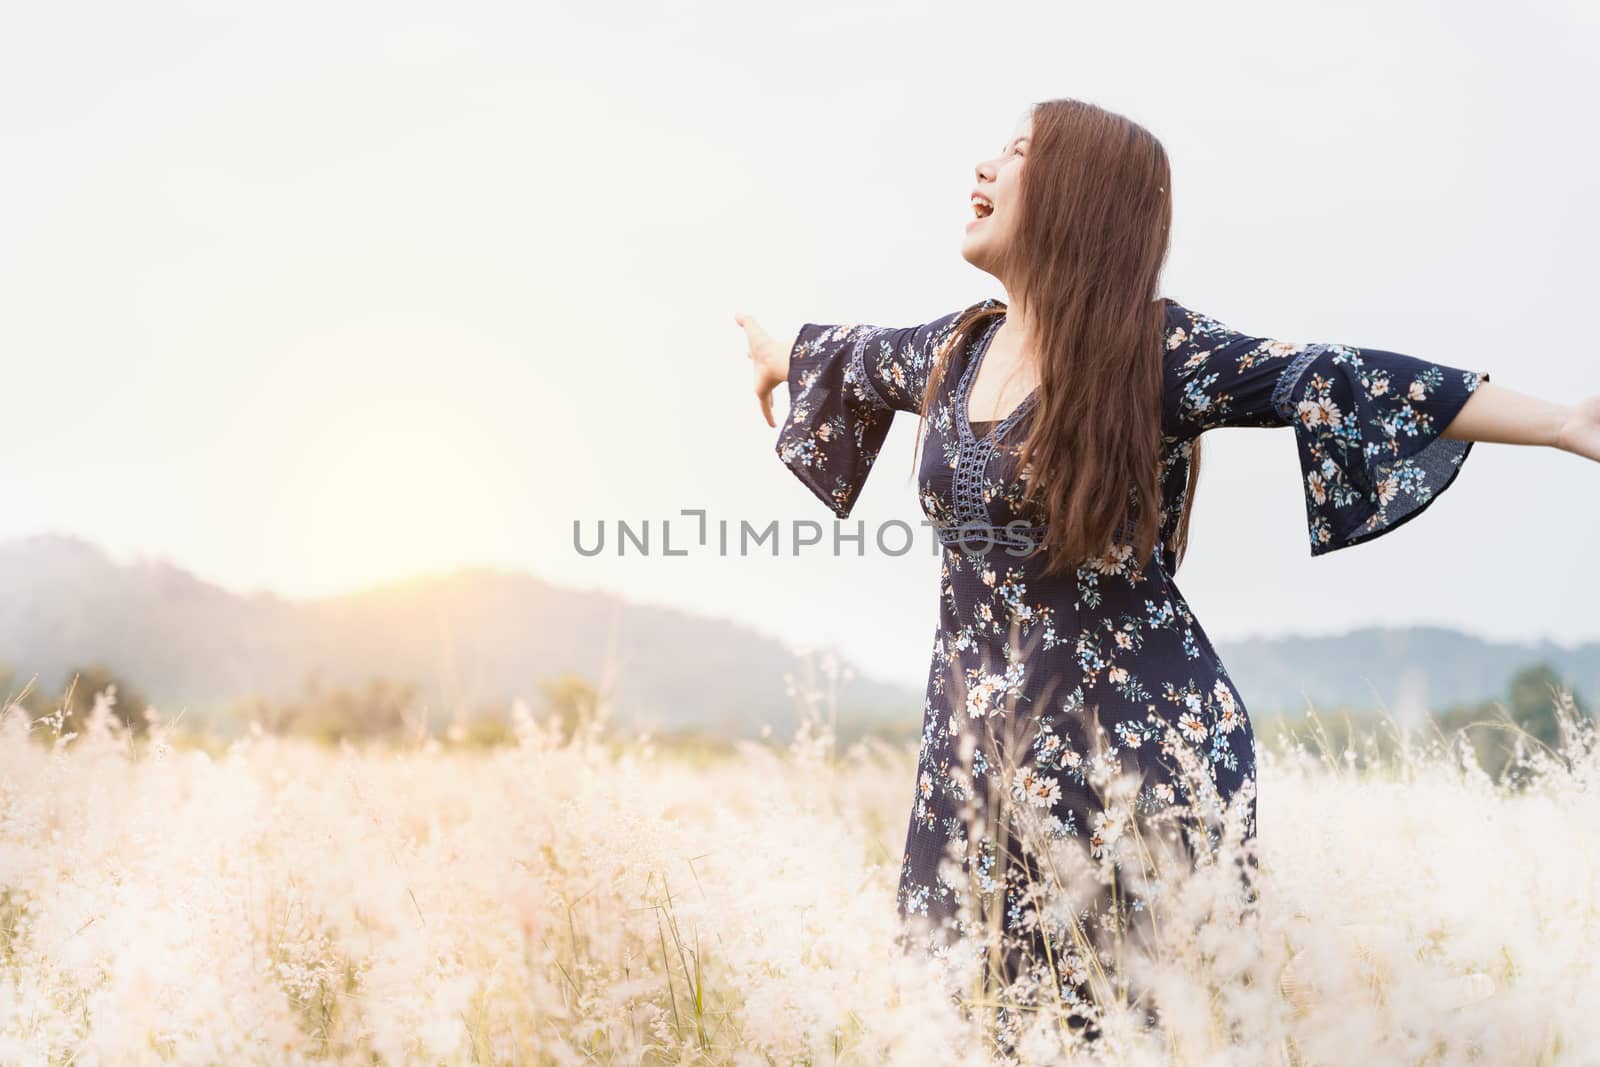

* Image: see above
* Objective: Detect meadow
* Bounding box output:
[2,672,1597,1066]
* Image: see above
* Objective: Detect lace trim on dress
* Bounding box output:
[847,331,894,413]
[1270,343,1337,423]
[941,317,1047,553]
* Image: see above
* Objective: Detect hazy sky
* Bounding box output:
[5,0,1597,688]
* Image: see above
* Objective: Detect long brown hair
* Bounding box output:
[916,98,1202,577]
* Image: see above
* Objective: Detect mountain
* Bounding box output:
[0,534,1593,737]
[0,534,913,737]
[1217,626,1600,722]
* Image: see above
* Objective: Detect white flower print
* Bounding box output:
[965,672,1006,720]
[1062,953,1089,986]
[1179,711,1208,743]
[1307,469,1327,505]
[1089,542,1135,576]
[1297,396,1343,428]
[1013,766,1063,809]
[1088,810,1123,859]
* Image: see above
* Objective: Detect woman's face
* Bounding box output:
[962,111,1031,278]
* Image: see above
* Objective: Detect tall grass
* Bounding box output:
[0,673,1595,1064]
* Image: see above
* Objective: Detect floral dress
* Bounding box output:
[774,297,1489,1015]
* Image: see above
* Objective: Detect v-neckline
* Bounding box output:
[960,314,1039,443]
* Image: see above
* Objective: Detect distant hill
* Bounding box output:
[0,534,912,738]
[0,534,1593,737]
[1218,626,1600,723]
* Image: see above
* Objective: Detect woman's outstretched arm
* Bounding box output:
[1442,383,1600,461]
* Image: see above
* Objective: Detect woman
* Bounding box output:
[737,98,1600,1035]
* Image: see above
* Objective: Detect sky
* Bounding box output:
[4,0,1597,689]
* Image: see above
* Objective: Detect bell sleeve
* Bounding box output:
[1163,302,1490,556]
[774,304,979,519]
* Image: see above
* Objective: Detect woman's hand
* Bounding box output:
[735,312,792,428]
[1556,395,1600,463]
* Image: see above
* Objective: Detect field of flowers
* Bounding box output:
[2,677,1597,1065]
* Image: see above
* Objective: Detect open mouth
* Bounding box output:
[971,195,994,220]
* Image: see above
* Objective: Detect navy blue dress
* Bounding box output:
[774,297,1489,1007]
